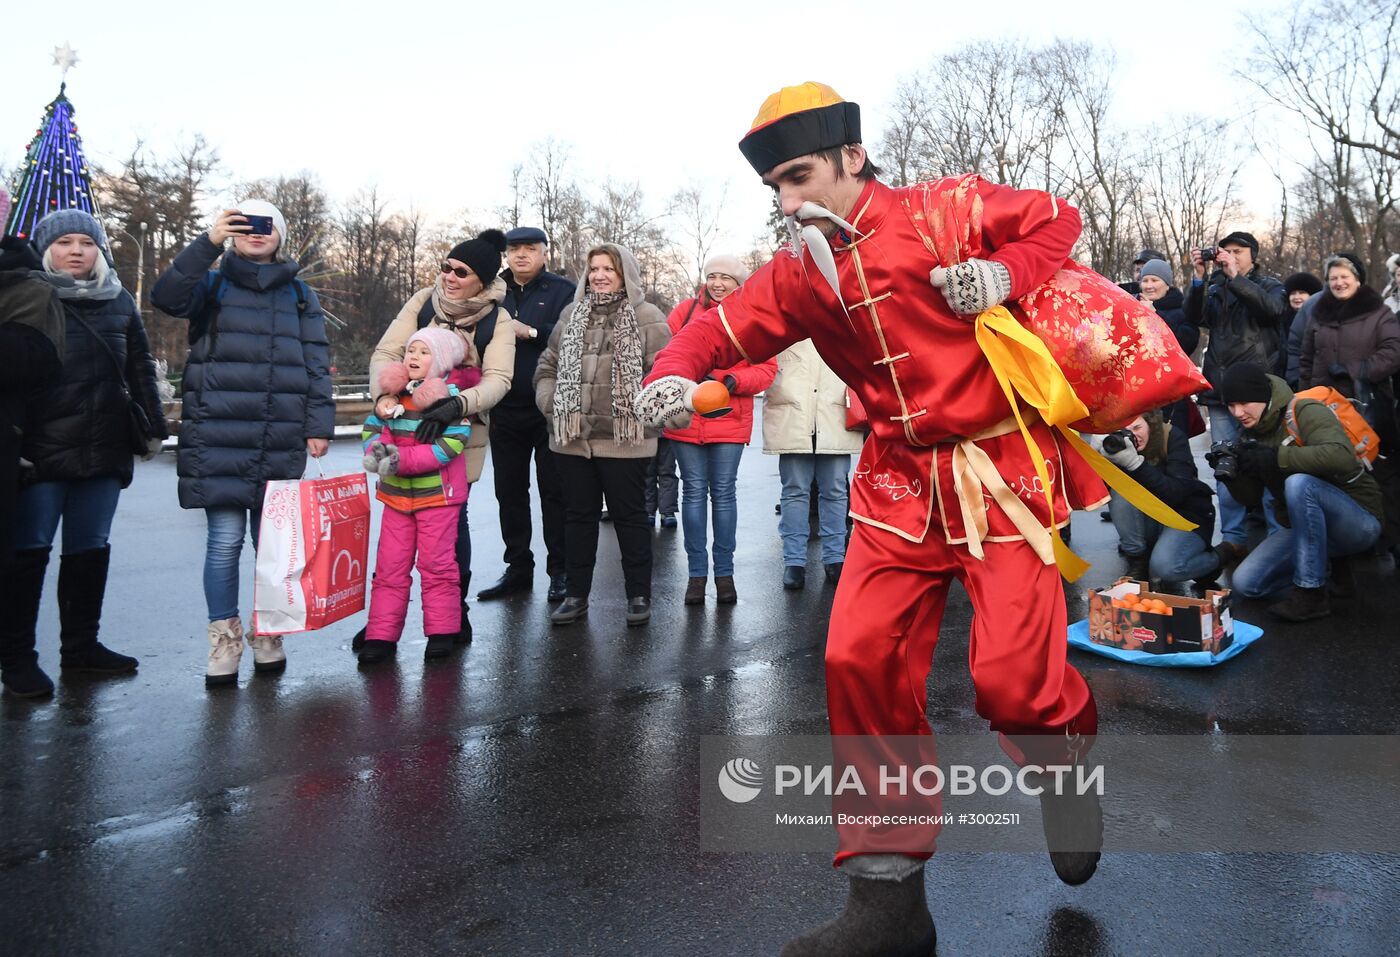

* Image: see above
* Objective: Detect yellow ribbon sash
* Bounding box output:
[973,305,1198,582]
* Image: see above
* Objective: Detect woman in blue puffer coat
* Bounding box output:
[152,201,334,688]
[0,209,167,699]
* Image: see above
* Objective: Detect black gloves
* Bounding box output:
[1236,443,1282,481]
[414,396,464,443]
[702,373,739,392]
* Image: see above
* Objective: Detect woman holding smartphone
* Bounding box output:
[152,201,334,688]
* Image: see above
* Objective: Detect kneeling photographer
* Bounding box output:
[1212,363,1383,622]
[1101,410,1218,586]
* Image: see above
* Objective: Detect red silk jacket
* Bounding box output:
[646,178,1109,547]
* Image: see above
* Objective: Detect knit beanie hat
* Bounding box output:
[1218,231,1260,257]
[1283,271,1323,296]
[235,199,288,258]
[739,81,861,175]
[446,229,508,286]
[1324,252,1366,285]
[1133,248,1166,265]
[703,253,750,285]
[406,326,466,380]
[1220,363,1273,405]
[1138,259,1173,285]
[33,208,110,258]
[1386,252,1400,275]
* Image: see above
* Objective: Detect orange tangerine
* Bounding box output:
[690,380,731,414]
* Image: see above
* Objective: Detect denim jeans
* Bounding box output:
[1232,474,1382,596]
[1107,489,1218,582]
[204,507,260,622]
[673,441,744,577]
[1208,405,1281,544]
[778,453,851,567]
[15,477,122,553]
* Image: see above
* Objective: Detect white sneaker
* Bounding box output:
[247,631,286,674]
[206,617,244,687]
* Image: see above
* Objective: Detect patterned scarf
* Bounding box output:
[552,290,645,446]
[429,275,502,367]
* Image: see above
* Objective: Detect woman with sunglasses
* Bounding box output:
[358,229,513,652]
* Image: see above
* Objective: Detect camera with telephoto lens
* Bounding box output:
[1206,438,1254,481]
[1198,245,1218,264]
[1101,429,1138,455]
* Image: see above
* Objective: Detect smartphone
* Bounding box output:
[241,214,274,235]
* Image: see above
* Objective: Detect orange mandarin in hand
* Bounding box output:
[690,380,731,415]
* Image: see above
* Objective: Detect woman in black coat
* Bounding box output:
[1138,258,1201,438]
[0,209,166,699]
[152,201,333,687]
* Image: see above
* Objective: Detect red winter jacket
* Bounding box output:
[663,291,776,446]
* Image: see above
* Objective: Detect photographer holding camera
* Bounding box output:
[1101,410,1218,585]
[1212,363,1382,622]
[1187,232,1288,564]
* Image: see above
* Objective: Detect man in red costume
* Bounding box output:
[635,83,1109,955]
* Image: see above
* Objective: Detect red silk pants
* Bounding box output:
[826,520,1098,867]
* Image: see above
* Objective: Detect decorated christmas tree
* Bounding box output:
[5,44,97,240]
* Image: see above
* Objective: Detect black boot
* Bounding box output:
[57,546,138,674]
[0,547,54,698]
[425,634,456,659]
[358,639,398,665]
[1032,771,1103,886]
[456,571,472,645]
[779,868,936,957]
[350,625,366,651]
[1123,553,1150,582]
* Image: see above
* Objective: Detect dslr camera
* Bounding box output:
[1100,428,1138,455]
[1206,438,1254,481]
[1198,245,1218,264]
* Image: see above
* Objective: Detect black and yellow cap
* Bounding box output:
[738,82,861,175]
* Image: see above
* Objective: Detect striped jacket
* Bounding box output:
[361,388,471,512]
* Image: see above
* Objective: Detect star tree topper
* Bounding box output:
[52,42,79,79]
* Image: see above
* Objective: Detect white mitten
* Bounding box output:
[635,375,697,429]
[362,442,389,474]
[929,259,1013,315]
[1103,444,1143,472]
[376,444,401,477]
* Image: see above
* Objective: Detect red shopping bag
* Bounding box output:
[253,472,370,635]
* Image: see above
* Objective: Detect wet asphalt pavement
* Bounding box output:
[2,429,1399,956]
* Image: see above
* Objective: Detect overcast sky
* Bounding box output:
[2,0,1297,256]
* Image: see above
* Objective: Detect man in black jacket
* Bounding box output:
[1100,409,1220,586]
[479,227,575,601]
[1186,230,1287,564]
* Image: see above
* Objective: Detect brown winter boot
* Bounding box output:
[1268,585,1331,622]
[684,576,706,605]
[714,575,737,605]
[779,869,935,956]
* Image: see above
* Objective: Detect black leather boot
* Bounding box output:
[477,566,533,600]
[0,547,54,698]
[779,868,936,956]
[57,546,138,674]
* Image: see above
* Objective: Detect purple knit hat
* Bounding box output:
[406,327,465,380]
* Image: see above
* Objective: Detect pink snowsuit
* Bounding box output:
[362,381,473,643]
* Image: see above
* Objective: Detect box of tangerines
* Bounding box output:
[1086,578,1234,655]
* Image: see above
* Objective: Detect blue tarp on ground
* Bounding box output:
[1067,618,1263,667]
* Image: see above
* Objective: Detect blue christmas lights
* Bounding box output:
[4,83,97,240]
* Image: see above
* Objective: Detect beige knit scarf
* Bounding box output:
[552,291,645,447]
